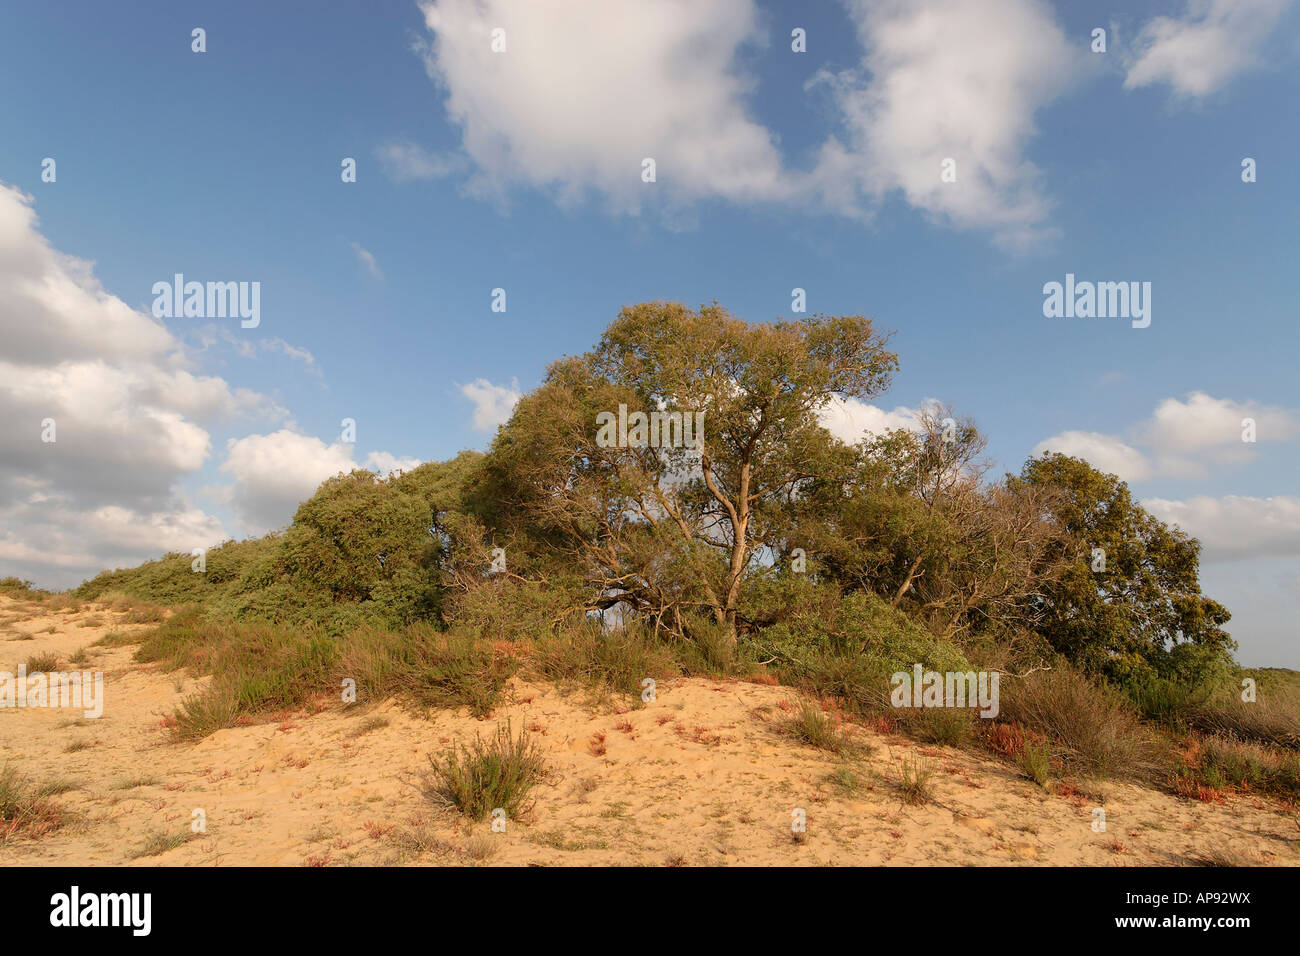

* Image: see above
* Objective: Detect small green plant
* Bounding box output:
[24,652,59,673]
[422,722,546,822]
[1019,742,1053,789]
[899,756,936,806]
[785,699,852,753]
[824,764,870,796]
[0,764,71,842]
[132,828,197,858]
[915,707,973,747]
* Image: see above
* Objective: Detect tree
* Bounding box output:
[1012,453,1233,681]
[475,301,899,641]
[280,470,436,621]
[805,405,1063,641]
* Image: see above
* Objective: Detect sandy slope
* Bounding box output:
[0,596,1296,867]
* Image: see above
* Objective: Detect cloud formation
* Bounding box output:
[810,0,1080,247]
[1124,0,1293,98]
[1034,391,1299,483]
[412,0,1094,245]
[460,377,521,432]
[1144,494,1300,561]
[0,183,278,583]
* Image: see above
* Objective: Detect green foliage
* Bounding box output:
[136,608,518,737]
[422,722,547,821]
[530,621,676,699]
[1013,453,1234,683]
[280,470,437,621]
[1019,742,1053,789]
[998,665,1152,779]
[47,304,1268,784]
[759,583,969,675]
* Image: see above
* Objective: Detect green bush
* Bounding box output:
[422,722,546,821]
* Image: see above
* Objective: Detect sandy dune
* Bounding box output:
[1,596,1296,866]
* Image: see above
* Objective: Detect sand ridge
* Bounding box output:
[1,596,1296,867]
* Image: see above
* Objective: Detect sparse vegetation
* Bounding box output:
[899,756,936,806]
[132,828,197,858]
[0,764,71,842]
[784,699,853,753]
[422,722,546,822]
[1019,742,1053,789]
[24,651,59,673]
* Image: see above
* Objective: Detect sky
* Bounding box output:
[0,0,1296,665]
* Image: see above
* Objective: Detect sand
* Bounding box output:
[1,595,1296,866]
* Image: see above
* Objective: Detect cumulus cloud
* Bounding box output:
[1144,495,1300,561]
[364,451,424,476]
[460,377,520,432]
[818,396,929,445]
[414,0,789,213]
[811,0,1081,248]
[0,497,226,576]
[1032,430,1152,483]
[1033,392,1299,483]
[409,0,1085,245]
[1125,0,1293,98]
[217,430,357,534]
[215,431,424,534]
[0,184,413,584]
[1136,392,1299,477]
[0,182,290,585]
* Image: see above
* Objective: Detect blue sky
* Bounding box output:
[0,0,1296,665]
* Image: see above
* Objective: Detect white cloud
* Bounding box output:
[812,0,1081,248]
[411,0,1093,244]
[215,431,423,533]
[460,377,520,432]
[0,183,292,586]
[375,142,465,182]
[349,241,383,280]
[1144,495,1300,561]
[0,183,413,586]
[0,497,226,576]
[217,430,357,534]
[1125,0,1293,98]
[1032,430,1152,483]
[364,451,423,476]
[818,396,929,445]
[415,0,789,213]
[1136,391,1298,477]
[1034,392,1299,482]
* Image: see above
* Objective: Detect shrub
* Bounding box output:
[784,699,852,753]
[909,706,974,748]
[24,652,59,673]
[423,722,546,821]
[998,665,1151,779]
[530,622,675,699]
[899,756,936,805]
[762,588,969,718]
[1019,742,1053,789]
[1178,735,1300,798]
[0,764,69,842]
